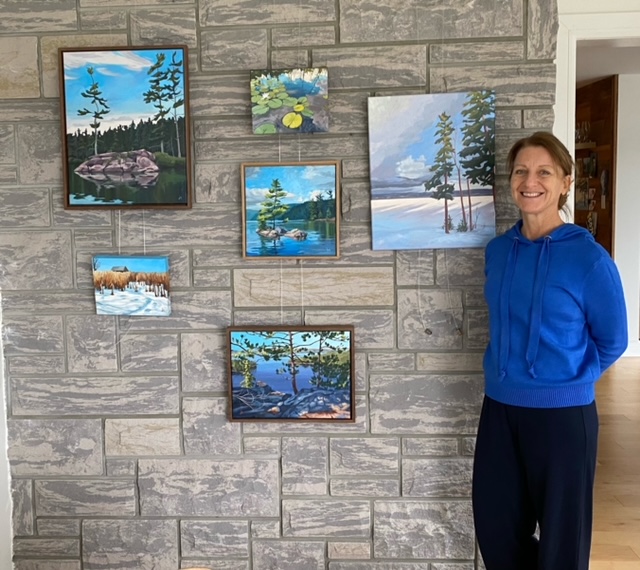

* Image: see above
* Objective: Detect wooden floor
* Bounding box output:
[591,357,640,569]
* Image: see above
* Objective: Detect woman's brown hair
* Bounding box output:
[507,131,574,210]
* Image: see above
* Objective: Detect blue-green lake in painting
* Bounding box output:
[245,219,337,257]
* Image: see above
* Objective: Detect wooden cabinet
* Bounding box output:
[574,76,618,256]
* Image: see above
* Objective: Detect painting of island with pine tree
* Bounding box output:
[368,91,496,249]
[59,46,191,209]
[241,161,340,259]
[92,255,171,316]
[227,326,354,421]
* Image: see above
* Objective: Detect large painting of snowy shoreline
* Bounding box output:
[92,255,171,316]
[368,91,496,250]
[227,326,355,422]
[241,161,339,259]
[59,46,191,209]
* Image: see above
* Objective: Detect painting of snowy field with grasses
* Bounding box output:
[368,91,496,250]
[92,255,171,316]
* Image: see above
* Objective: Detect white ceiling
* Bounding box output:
[576,39,640,87]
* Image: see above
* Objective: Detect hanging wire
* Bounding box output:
[416,250,432,335]
[280,260,284,324]
[142,210,146,255]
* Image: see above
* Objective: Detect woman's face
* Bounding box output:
[510,145,571,218]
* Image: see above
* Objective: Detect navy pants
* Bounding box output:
[472,396,598,570]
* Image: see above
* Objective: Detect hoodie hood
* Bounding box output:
[497,221,595,381]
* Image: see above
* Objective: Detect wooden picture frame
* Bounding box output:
[59,45,192,209]
[241,161,340,259]
[227,325,355,422]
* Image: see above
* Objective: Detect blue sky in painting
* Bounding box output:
[93,255,169,273]
[230,330,350,355]
[368,92,491,184]
[244,164,336,208]
[62,49,186,134]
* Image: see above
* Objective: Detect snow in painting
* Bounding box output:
[368,91,496,250]
[92,255,171,316]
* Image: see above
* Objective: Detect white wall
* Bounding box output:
[615,74,640,348]
[555,0,640,356]
[0,296,13,568]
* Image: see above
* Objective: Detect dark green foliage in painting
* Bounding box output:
[257,179,290,230]
[77,66,110,155]
[460,90,496,189]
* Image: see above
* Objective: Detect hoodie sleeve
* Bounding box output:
[582,255,628,372]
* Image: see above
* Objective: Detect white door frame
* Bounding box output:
[555,10,640,357]
[0,297,12,569]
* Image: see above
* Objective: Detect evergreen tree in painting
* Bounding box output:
[257,179,289,231]
[459,91,496,229]
[143,53,170,153]
[165,51,185,158]
[77,66,110,155]
[425,112,456,234]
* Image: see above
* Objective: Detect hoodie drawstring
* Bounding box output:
[498,238,519,381]
[525,236,551,378]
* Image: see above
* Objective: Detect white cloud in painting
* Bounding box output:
[397,155,430,179]
[63,50,153,72]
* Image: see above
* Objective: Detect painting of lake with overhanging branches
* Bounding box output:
[241,161,340,259]
[59,46,191,209]
[368,91,496,250]
[227,326,355,422]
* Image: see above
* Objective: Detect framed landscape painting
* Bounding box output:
[241,161,340,259]
[250,67,329,134]
[227,325,355,422]
[368,91,496,250]
[59,46,191,209]
[92,255,171,316]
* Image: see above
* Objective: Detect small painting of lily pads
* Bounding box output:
[250,67,329,134]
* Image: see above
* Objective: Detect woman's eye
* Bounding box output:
[539,170,551,176]
[514,169,526,175]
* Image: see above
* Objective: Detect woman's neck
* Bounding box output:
[521,214,565,241]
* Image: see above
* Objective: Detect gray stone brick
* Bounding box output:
[466,308,489,349]
[201,0,335,26]
[82,519,178,569]
[430,41,525,63]
[396,250,436,287]
[271,50,310,69]
[120,290,231,330]
[272,25,336,47]
[79,9,128,31]
[119,333,179,372]
[402,457,473,497]
[496,109,523,130]
[313,46,426,89]
[0,37,39,98]
[193,267,231,287]
[0,231,72,290]
[195,117,253,140]
[139,459,279,516]
[181,520,249,557]
[374,501,474,558]
[354,352,366,392]
[402,438,459,456]
[73,230,114,248]
[342,158,369,179]
[11,375,179,416]
[193,248,243,267]
[106,459,136,477]
[35,480,136,516]
[253,540,324,570]
[0,125,15,164]
[435,249,485,287]
[202,29,268,72]
[0,164,17,184]
[182,397,242,455]
[282,437,328,495]
[432,564,475,570]
[330,564,431,569]
[251,520,280,539]
[330,479,399,497]
[341,180,371,223]
[370,373,483,434]
[2,316,63,354]
[282,500,370,537]
[17,124,62,185]
[66,315,117,372]
[181,332,227,392]
[11,479,33,535]
[51,198,111,228]
[397,289,464,350]
[465,287,486,307]
[195,162,241,203]
[36,519,81,536]
[367,353,415,372]
[305,309,394,349]
[431,64,556,107]
[523,108,555,129]
[181,562,248,570]
[330,438,398,476]
[0,1,77,33]
[323,226,394,266]
[328,542,371,559]
[339,0,522,43]
[130,8,197,46]
[528,0,558,60]
[190,74,251,116]
[105,419,181,456]
[244,438,281,455]
[8,419,102,476]
[1,291,94,314]
[7,356,66,375]
[0,100,58,122]
[14,564,80,570]
[232,310,303,326]
[416,352,483,372]
[14,538,79,557]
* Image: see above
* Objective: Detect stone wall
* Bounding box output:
[0,0,558,568]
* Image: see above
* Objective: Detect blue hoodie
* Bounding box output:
[484,220,628,408]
